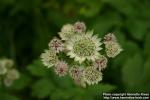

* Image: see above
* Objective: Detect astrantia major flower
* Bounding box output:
[74,21,86,33]
[69,65,83,79]
[3,78,13,87]
[105,42,123,58]
[54,61,68,76]
[6,69,20,80]
[66,30,102,63]
[40,21,123,87]
[103,33,117,43]
[41,49,58,68]
[58,24,75,40]
[93,55,108,71]
[2,59,14,68]
[0,61,7,75]
[83,66,102,85]
[48,37,64,53]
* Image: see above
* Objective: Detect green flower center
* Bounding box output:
[47,51,58,64]
[84,67,101,82]
[73,38,96,57]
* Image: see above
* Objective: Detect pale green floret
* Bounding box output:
[0,61,7,75]
[105,42,123,58]
[2,59,14,68]
[6,69,20,80]
[83,66,102,85]
[3,77,13,87]
[66,30,102,63]
[73,38,96,57]
[58,24,75,40]
[41,49,58,68]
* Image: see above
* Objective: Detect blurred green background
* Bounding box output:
[0,0,150,100]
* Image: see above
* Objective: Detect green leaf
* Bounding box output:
[122,54,144,91]
[144,33,150,57]
[32,78,54,98]
[92,12,121,36]
[79,1,102,18]
[126,19,149,40]
[113,40,140,68]
[27,59,50,77]
[102,0,138,17]
[11,73,31,90]
[0,93,20,100]
[139,57,150,91]
[50,89,74,100]
[86,84,116,98]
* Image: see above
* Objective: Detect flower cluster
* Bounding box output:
[0,58,20,87]
[41,21,123,87]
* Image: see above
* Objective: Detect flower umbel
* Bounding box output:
[93,55,108,71]
[54,61,68,76]
[69,65,83,79]
[48,37,64,53]
[105,42,123,58]
[6,69,20,80]
[83,66,102,85]
[104,33,117,43]
[40,21,123,87]
[66,30,102,63]
[74,21,86,33]
[41,49,58,68]
[0,58,20,87]
[0,61,7,75]
[58,24,75,40]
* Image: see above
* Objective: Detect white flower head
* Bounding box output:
[69,65,84,79]
[83,66,102,85]
[104,33,117,43]
[74,21,86,33]
[0,61,7,75]
[93,55,108,71]
[2,59,14,68]
[66,30,102,63]
[54,61,68,77]
[6,69,20,80]
[41,49,58,68]
[105,42,123,58]
[58,24,75,40]
[3,77,13,87]
[48,37,64,53]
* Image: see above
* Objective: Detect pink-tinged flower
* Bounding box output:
[48,37,64,53]
[54,61,68,76]
[74,21,86,33]
[69,66,84,79]
[103,33,117,43]
[93,55,108,71]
